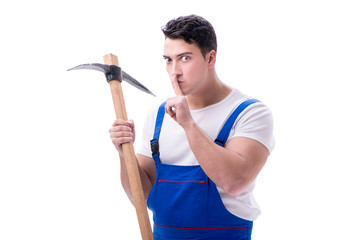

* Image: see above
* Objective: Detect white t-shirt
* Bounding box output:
[137,89,275,221]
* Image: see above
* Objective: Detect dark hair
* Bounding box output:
[162,15,217,58]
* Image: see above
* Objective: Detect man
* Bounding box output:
[109,15,275,240]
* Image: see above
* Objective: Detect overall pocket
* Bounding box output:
[148,164,209,228]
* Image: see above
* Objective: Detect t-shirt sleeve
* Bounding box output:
[136,108,156,158]
[230,102,275,152]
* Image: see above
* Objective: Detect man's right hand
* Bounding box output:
[109,119,136,156]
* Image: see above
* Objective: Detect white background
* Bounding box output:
[1,0,359,239]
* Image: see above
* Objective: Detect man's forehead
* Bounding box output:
[163,38,200,56]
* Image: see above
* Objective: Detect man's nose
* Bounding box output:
[171,61,182,76]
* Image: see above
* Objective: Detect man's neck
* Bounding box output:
[186,74,232,110]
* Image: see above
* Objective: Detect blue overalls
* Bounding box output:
[147,99,259,240]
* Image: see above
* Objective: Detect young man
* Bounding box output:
[109,15,275,240]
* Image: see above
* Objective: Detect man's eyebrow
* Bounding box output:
[163,52,193,59]
[176,52,193,57]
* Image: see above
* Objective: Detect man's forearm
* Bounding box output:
[119,153,153,205]
[183,121,267,196]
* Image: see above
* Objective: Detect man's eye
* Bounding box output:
[181,56,190,61]
[164,57,171,63]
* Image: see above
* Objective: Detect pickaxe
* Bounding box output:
[68,54,154,240]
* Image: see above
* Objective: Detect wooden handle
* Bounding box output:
[104,54,154,240]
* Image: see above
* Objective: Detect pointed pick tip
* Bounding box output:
[67,66,77,71]
[140,88,157,97]
[67,64,86,72]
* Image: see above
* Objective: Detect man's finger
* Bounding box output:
[171,75,184,96]
[112,119,128,126]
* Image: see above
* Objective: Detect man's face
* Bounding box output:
[163,38,209,96]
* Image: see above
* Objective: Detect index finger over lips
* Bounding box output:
[171,75,184,96]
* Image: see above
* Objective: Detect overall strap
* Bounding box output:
[215,99,260,147]
[150,101,166,158]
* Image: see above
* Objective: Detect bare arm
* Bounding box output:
[182,121,269,196]
[119,153,155,204]
[165,77,269,196]
[109,120,156,204]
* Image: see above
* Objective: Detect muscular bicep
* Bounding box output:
[225,137,269,182]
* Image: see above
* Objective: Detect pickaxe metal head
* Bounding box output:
[67,63,156,97]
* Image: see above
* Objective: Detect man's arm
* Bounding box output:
[165,75,270,196]
[165,94,269,196]
[109,119,156,205]
[183,121,269,196]
[119,153,156,204]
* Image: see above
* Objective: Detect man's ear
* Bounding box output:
[207,50,216,67]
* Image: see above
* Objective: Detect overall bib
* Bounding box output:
[147,99,259,240]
